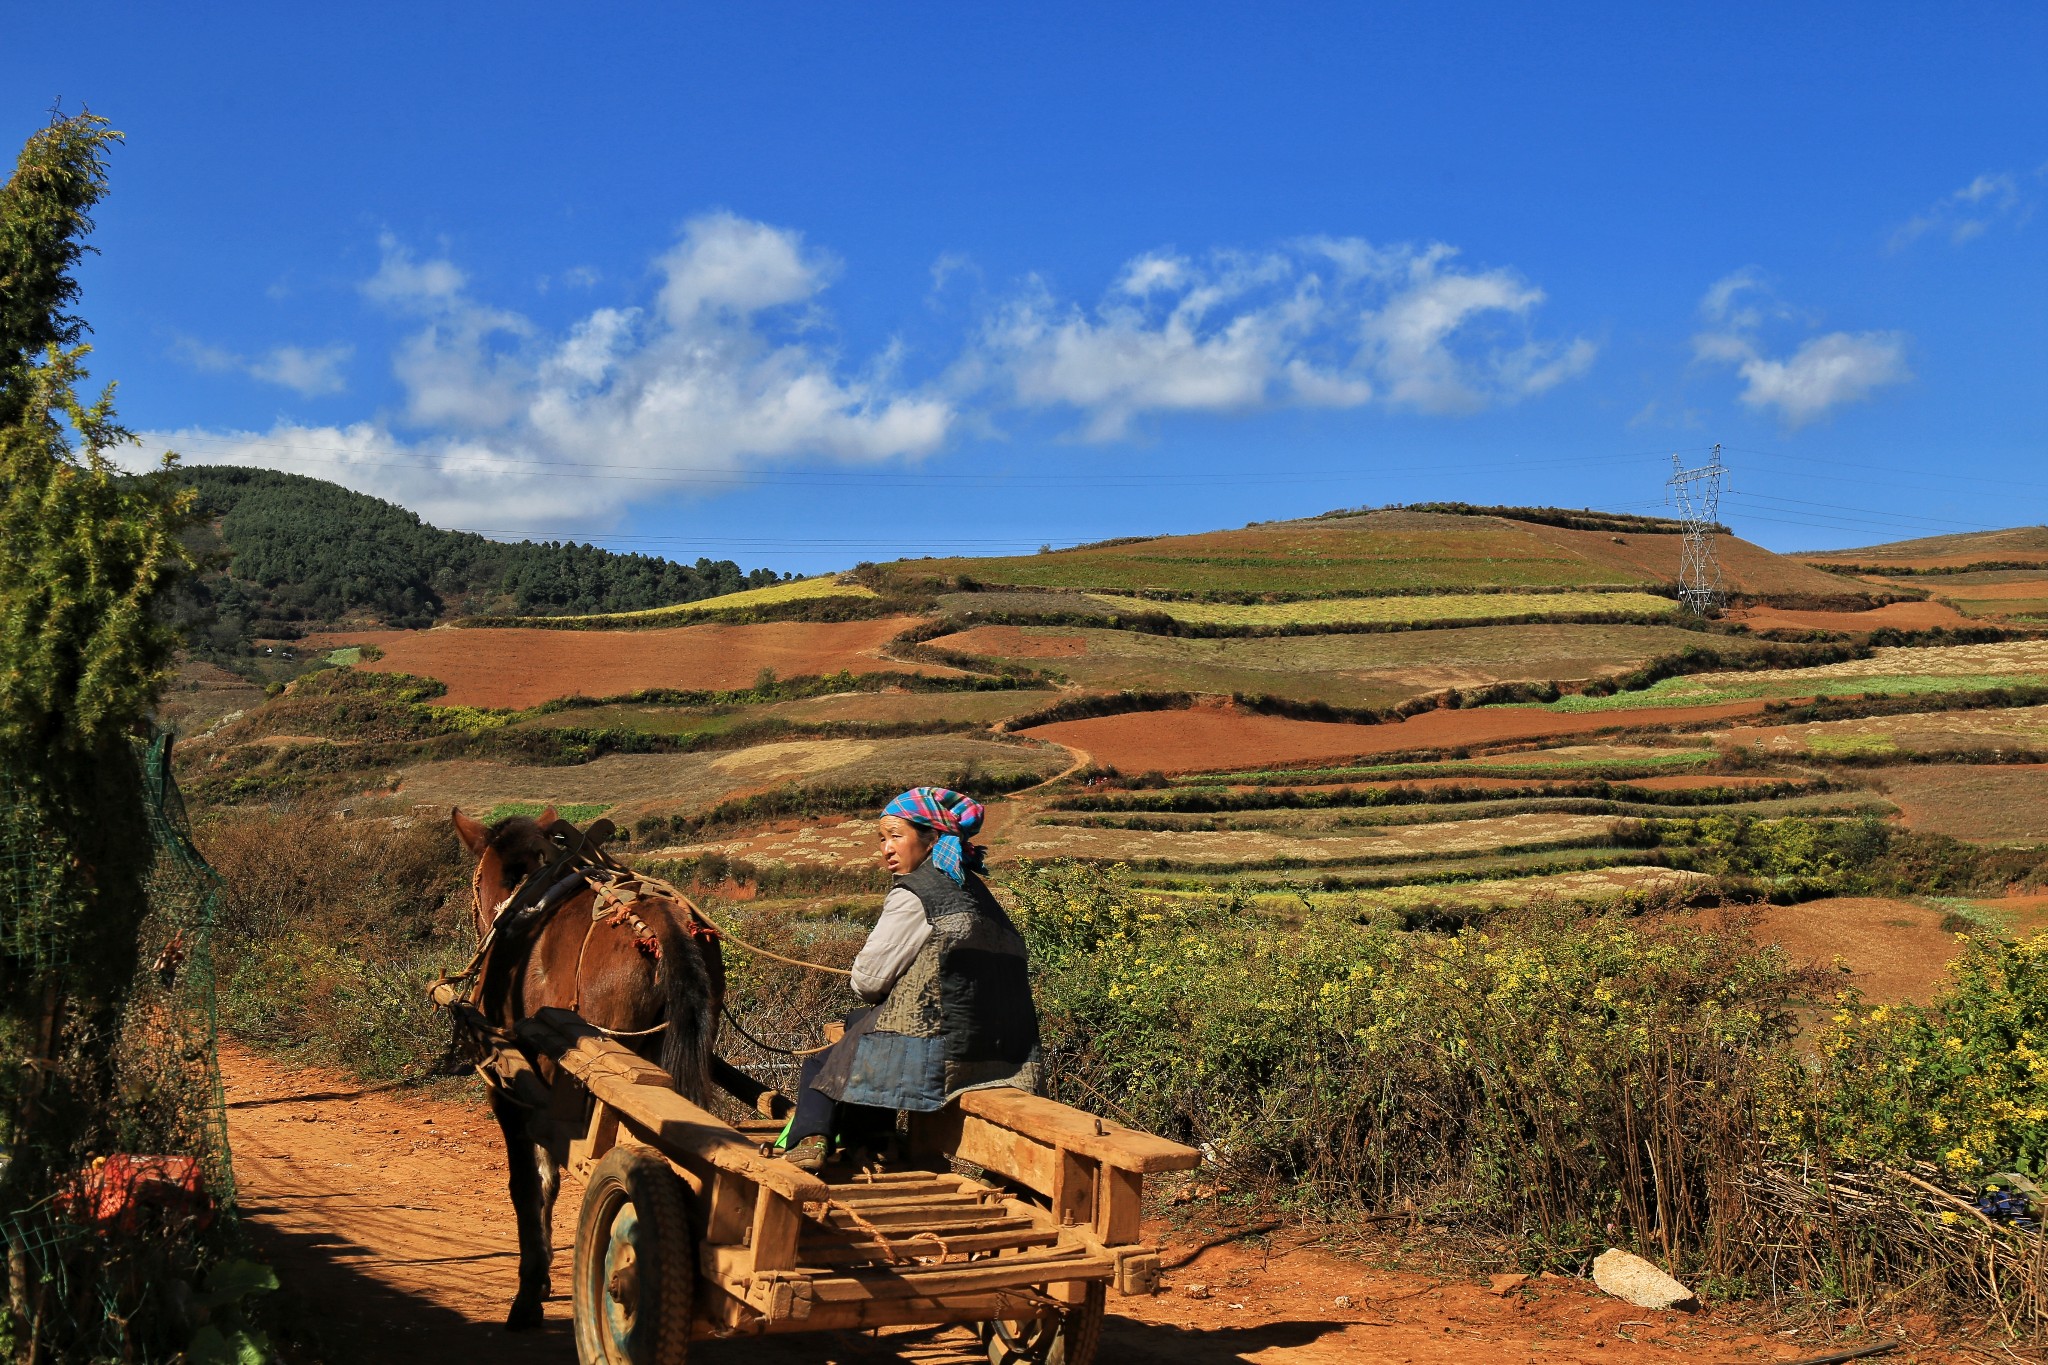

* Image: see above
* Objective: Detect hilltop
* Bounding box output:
[869,506,1873,604]
[1796,524,2048,572]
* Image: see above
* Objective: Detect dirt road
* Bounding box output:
[223,1042,1957,1364]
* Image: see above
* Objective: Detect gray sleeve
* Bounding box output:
[849,888,933,1003]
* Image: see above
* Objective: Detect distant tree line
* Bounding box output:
[164,466,785,650]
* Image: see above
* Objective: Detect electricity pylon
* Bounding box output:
[1668,444,1727,616]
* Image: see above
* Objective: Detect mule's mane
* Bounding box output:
[484,813,549,846]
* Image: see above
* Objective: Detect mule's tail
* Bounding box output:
[653,911,717,1108]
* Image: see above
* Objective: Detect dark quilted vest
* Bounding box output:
[818,863,1042,1111]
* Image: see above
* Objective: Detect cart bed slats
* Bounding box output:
[807,1247,1117,1303]
[797,1225,1064,1265]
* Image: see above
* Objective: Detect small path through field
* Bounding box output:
[223,1041,1966,1364]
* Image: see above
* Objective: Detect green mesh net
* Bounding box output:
[0,733,235,1360]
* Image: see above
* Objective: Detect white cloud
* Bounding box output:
[1692,269,1910,426]
[1890,170,2034,250]
[978,238,1592,438]
[141,218,952,529]
[172,337,352,396]
[246,344,353,396]
[361,234,468,308]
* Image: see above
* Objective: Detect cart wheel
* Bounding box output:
[983,1281,1104,1365]
[573,1145,695,1365]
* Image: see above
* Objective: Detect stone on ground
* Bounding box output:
[1591,1248,1698,1311]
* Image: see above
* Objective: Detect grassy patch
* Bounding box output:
[484,800,611,825]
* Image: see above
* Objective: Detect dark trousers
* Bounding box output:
[786,1033,894,1150]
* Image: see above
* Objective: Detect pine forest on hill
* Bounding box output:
[168,466,788,657]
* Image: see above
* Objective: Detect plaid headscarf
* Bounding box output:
[882,787,986,884]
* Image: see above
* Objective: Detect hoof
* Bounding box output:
[504,1298,545,1332]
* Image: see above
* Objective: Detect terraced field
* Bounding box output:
[938,621,1780,708]
[1518,639,2048,714]
[391,734,1067,830]
[998,810,1624,867]
[512,687,1050,737]
[1887,570,2048,622]
[1078,589,1680,626]
[1726,703,2048,758]
[1876,764,2048,843]
[1022,698,1766,773]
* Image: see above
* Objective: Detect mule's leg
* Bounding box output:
[493,1090,552,1331]
[534,1133,562,1295]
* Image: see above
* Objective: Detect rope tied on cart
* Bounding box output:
[808,1195,956,1265]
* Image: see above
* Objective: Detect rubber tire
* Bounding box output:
[984,1281,1104,1365]
[573,1145,695,1365]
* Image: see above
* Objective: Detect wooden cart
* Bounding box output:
[481,1005,1199,1364]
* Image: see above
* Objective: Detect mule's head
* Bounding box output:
[453,805,569,934]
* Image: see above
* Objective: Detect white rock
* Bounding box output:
[1591,1248,1698,1311]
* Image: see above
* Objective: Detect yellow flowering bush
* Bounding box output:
[1794,933,2048,1181]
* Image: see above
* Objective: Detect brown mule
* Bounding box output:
[452,806,723,1331]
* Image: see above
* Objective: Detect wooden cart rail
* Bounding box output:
[510,1007,1199,1340]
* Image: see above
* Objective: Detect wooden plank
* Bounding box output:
[822,1178,968,1202]
[700,1288,1054,1337]
[566,1101,619,1178]
[955,1087,1199,1174]
[1094,1165,1143,1246]
[797,1226,1062,1265]
[829,1168,949,1186]
[807,1248,1115,1303]
[749,1192,803,1275]
[815,1194,995,1218]
[702,1171,752,1245]
[922,1111,1057,1196]
[517,1011,828,1206]
[820,1214,1038,1239]
[1052,1149,1093,1229]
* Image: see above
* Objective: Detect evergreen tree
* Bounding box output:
[0,111,199,1356]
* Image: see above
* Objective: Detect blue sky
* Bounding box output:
[8,4,2046,574]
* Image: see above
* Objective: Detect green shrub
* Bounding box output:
[1005,861,1797,1262]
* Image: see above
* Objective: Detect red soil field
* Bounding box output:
[1022,700,1767,774]
[1703,898,1959,1006]
[1724,600,1973,633]
[304,617,946,708]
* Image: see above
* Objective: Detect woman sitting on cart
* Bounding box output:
[781,786,1041,1164]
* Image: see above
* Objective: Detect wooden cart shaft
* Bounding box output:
[509,1007,1199,1339]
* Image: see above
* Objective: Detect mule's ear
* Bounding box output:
[538,804,559,828]
[452,807,489,854]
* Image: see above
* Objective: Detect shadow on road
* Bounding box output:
[245,1206,572,1365]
